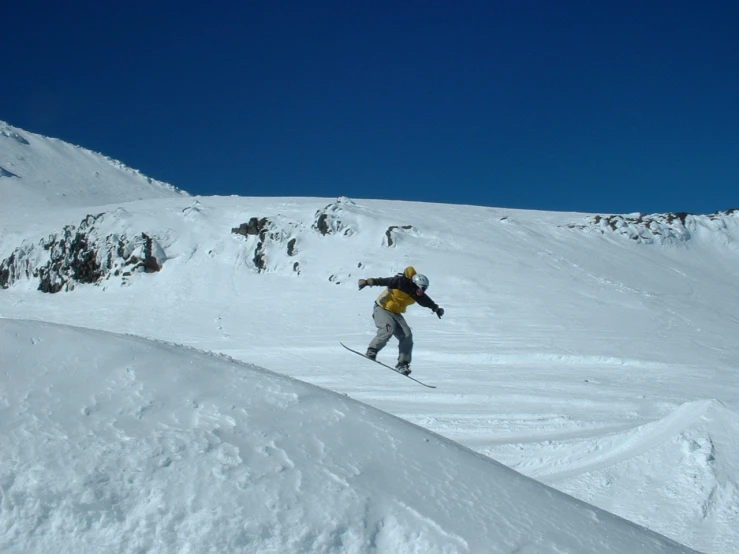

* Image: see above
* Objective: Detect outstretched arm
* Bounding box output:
[416,292,444,318]
[358,276,395,290]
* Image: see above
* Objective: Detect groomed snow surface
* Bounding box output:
[2,121,738,553]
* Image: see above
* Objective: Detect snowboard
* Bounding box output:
[340,342,437,388]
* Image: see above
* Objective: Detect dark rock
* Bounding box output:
[232,216,297,273]
[1,130,30,145]
[0,166,20,178]
[0,253,13,288]
[564,211,725,244]
[312,200,354,236]
[232,217,269,237]
[0,213,166,292]
[142,233,163,273]
[385,225,414,247]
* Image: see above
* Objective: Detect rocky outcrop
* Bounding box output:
[385,225,414,247]
[566,210,739,245]
[0,213,166,293]
[231,217,270,239]
[230,197,423,273]
[231,217,298,273]
[312,197,356,237]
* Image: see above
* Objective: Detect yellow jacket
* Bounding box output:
[372,266,438,315]
[376,266,417,314]
[361,266,441,316]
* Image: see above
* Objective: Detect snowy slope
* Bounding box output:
[0,318,695,554]
[2,122,739,553]
[0,120,186,208]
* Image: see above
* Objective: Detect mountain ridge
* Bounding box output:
[0,120,188,208]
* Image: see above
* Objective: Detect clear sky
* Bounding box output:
[4,1,737,214]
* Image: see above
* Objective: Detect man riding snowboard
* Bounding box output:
[358,266,444,375]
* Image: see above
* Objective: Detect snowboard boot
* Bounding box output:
[395,362,411,376]
[365,348,378,361]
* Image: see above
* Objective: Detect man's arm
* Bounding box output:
[415,292,438,311]
[358,275,398,290]
[416,292,444,318]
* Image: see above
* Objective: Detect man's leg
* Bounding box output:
[368,304,396,354]
[394,315,414,365]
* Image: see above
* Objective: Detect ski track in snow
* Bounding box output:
[524,399,719,481]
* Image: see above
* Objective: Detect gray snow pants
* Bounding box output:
[368,303,413,364]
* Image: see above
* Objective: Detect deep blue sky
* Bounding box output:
[5,1,738,214]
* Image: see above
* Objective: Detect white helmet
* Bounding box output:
[412,273,429,291]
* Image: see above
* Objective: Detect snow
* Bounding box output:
[0,121,186,208]
[3,122,739,552]
[0,319,692,554]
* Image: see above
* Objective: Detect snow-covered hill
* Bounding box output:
[2,121,738,553]
[0,121,186,208]
[0,318,696,554]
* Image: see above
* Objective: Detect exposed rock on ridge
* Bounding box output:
[312,197,357,236]
[567,209,739,245]
[232,216,298,273]
[0,213,166,293]
[229,197,415,276]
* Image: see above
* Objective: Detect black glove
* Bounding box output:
[436,307,444,319]
[358,279,367,290]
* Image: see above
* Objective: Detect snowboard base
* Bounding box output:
[340,342,437,389]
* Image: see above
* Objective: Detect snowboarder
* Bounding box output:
[358,266,444,375]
